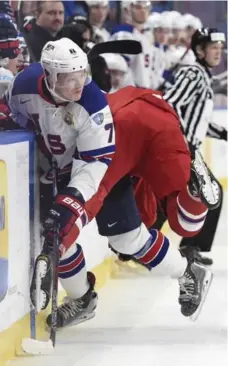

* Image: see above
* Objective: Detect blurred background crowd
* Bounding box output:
[0,0,227,109]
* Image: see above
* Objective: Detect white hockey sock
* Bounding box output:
[109,223,187,279]
[58,243,89,299]
[133,228,187,278]
[153,241,187,279]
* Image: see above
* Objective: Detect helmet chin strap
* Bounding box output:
[196,57,213,69]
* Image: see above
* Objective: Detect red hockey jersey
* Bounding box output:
[86,86,207,237]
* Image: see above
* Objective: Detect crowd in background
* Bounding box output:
[0,0,227,108]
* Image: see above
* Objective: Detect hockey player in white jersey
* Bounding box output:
[147,12,171,89]
[110,1,153,88]
[164,11,195,70]
[5,37,115,328]
[101,53,134,92]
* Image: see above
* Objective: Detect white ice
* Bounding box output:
[10,197,228,366]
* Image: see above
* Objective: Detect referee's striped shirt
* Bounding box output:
[163,61,214,148]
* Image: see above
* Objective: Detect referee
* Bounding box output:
[162,28,227,265]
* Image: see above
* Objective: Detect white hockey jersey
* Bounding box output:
[150,43,169,89]
[165,45,195,69]
[110,24,153,88]
[5,63,115,201]
[0,66,14,97]
[93,25,110,43]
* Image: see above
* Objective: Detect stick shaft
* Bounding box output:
[49,158,59,347]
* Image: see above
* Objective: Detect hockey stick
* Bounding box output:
[22,158,60,355]
[87,40,142,62]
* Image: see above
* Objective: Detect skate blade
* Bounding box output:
[190,270,213,322]
[69,310,96,327]
[45,311,96,332]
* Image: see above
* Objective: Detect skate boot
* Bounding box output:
[180,245,213,266]
[178,258,213,320]
[46,272,98,329]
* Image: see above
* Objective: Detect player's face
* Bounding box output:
[168,28,182,45]
[37,1,64,33]
[204,42,224,67]
[154,27,170,45]
[8,53,23,75]
[131,2,151,24]
[90,5,109,25]
[55,70,87,101]
[110,69,126,90]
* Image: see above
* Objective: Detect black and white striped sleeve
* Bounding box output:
[163,66,202,117]
[163,66,213,147]
[207,122,227,141]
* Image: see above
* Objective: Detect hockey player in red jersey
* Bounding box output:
[87,86,209,238]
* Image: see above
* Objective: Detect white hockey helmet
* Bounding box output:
[86,0,109,7]
[101,53,128,73]
[147,12,172,29]
[168,11,185,30]
[122,1,151,9]
[182,13,203,30]
[147,12,161,29]
[41,38,88,99]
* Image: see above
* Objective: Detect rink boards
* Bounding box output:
[0,109,227,365]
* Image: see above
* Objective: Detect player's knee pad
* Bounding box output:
[108,223,151,255]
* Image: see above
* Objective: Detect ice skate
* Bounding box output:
[180,245,213,266]
[178,258,213,320]
[46,272,98,329]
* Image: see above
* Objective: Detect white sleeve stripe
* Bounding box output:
[177,196,208,220]
[177,214,205,232]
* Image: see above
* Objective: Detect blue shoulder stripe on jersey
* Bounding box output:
[77,80,108,115]
[12,63,43,96]
[79,144,115,158]
[111,23,134,35]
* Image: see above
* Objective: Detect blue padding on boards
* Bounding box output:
[28,133,36,339]
[0,130,35,144]
[0,258,8,302]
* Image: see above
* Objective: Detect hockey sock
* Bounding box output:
[58,243,89,299]
[133,228,187,278]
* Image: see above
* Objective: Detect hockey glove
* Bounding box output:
[42,187,88,256]
[188,150,222,209]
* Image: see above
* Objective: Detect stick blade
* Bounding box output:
[88,40,142,62]
[22,338,54,355]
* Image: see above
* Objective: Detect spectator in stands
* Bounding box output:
[0,13,20,129]
[63,15,93,49]
[25,1,65,61]
[86,1,110,43]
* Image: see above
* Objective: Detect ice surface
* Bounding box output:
[9,196,228,366]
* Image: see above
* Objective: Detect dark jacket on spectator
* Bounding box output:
[25,20,60,61]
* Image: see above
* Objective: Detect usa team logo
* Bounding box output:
[92,113,104,126]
